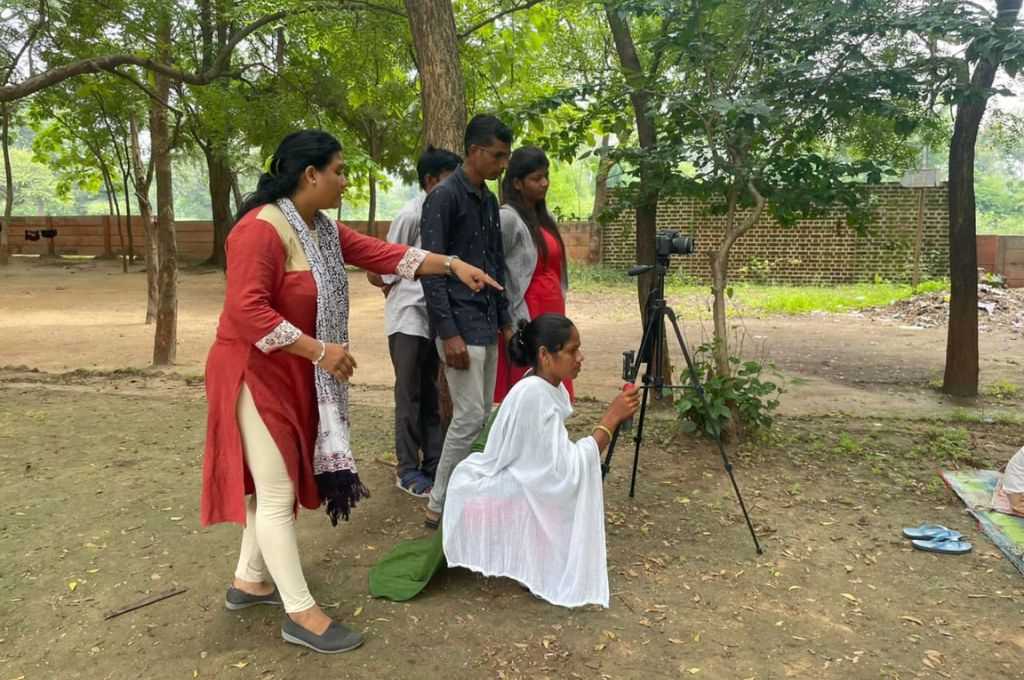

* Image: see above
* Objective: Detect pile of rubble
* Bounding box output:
[865,284,1024,334]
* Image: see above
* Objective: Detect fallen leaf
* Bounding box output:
[668,638,686,645]
[593,643,606,652]
[231,661,248,669]
[687,668,701,675]
[67,580,78,591]
[170,516,183,521]
[841,593,859,603]
[86,568,99,574]
[900,616,924,626]
[193,671,199,678]
[353,606,363,617]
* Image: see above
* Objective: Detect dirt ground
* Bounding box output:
[1,257,1023,680]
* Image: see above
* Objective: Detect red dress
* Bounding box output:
[494,227,573,402]
[201,205,408,526]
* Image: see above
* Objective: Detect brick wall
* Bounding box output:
[4,215,603,264]
[600,184,951,285]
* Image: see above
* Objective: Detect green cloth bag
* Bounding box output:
[368,406,502,602]
[470,404,500,453]
[368,529,446,601]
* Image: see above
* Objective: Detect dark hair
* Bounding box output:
[464,114,513,154]
[416,145,461,190]
[507,314,576,369]
[501,146,567,277]
[235,130,343,222]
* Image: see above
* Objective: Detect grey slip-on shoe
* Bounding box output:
[281,618,364,654]
[224,586,283,610]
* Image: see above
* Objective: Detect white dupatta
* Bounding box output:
[442,376,609,608]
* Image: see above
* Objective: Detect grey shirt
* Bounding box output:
[499,205,569,325]
[382,194,430,339]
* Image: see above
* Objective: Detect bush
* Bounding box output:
[674,342,783,438]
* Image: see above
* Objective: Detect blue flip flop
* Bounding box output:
[902,524,956,540]
[911,538,973,555]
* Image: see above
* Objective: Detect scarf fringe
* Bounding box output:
[316,470,371,526]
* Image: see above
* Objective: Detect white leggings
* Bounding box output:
[233,384,316,613]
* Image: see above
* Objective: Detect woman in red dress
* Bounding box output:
[494,146,572,402]
[201,130,498,654]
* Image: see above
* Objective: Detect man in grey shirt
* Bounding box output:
[367,146,462,497]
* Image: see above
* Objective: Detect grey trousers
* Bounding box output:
[427,340,498,514]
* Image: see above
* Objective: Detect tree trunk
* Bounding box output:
[605,6,669,386]
[367,169,377,227]
[151,13,178,366]
[591,134,613,222]
[942,0,1023,397]
[204,143,234,269]
[129,116,158,324]
[405,0,467,153]
[230,170,242,215]
[121,163,135,263]
[0,103,12,266]
[102,167,128,273]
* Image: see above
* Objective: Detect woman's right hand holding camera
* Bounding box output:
[318,342,357,381]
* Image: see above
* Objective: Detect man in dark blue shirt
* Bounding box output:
[421,114,513,526]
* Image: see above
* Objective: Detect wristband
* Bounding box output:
[444,254,460,276]
[313,339,327,366]
[593,424,614,440]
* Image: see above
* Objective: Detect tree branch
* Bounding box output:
[458,0,546,39]
[107,68,183,116]
[0,2,405,102]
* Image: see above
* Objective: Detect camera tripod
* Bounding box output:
[601,261,763,555]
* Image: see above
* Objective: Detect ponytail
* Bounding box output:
[507,314,575,369]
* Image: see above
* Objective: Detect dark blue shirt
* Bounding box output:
[420,166,511,344]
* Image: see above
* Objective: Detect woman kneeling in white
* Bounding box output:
[442,314,639,607]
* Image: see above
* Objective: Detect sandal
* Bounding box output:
[423,507,441,530]
[902,524,955,540]
[911,538,973,555]
[396,471,432,498]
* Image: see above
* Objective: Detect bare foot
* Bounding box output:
[232,578,274,597]
[288,605,333,636]
[424,507,441,523]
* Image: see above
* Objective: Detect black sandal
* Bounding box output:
[423,509,441,530]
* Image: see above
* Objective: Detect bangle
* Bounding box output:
[444,254,460,276]
[593,424,614,440]
[312,339,327,366]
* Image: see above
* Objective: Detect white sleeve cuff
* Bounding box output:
[396,247,428,280]
[255,319,302,354]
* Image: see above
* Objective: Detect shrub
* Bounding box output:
[674,341,783,438]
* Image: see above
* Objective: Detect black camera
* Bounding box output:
[655,230,695,257]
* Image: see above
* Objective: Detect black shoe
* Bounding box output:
[281,618,364,654]
[224,586,282,610]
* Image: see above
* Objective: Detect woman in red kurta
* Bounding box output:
[202,130,498,654]
[494,146,572,402]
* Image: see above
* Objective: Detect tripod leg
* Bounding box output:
[627,373,652,498]
[665,309,763,555]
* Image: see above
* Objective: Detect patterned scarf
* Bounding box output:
[276,198,368,525]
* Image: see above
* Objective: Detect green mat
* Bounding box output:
[941,469,1024,577]
[368,529,446,601]
[369,406,503,602]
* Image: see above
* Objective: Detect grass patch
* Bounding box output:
[724,280,947,315]
[568,263,948,315]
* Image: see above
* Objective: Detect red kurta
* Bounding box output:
[201,205,408,526]
[494,227,573,402]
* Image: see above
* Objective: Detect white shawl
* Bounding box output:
[442,376,609,608]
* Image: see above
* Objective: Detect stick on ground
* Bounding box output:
[103,587,188,620]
